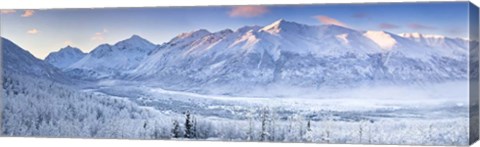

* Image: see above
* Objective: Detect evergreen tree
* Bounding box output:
[304,119,313,142]
[172,120,181,138]
[184,111,193,138]
[260,108,269,141]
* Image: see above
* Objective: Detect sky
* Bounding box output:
[0,2,471,59]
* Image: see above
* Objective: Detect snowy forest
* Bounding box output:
[1,72,469,145]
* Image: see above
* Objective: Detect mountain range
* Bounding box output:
[2,19,473,94]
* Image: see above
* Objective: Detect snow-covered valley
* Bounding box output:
[2,74,470,145]
[1,19,476,145]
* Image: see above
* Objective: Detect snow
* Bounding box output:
[336,33,349,44]
[399,32,468,59]
[121,20,469,95]
[1,37,69,82]
[1,71,470,145]
[0,18,474,145]
[45,46,86,69]
[399,32,445,39]
[363,31,397,50]
[67,35,157,78]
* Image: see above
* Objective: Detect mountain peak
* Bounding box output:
[170,29,212,44]
[176,29,211,39]
[121,34,150,43]
[271,18,286,24]
[129,34,143,39]
[261,19,302,33]
[114,35,156,51]
[45,46,86,68]
[60,45,83,52]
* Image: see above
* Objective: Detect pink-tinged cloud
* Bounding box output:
[64,40,73,46]
[27,28,38,34]
[22,10,34,17]
[91,35,104,42]
[91,29,108,42]
[378,23,400,29]
[0,9,16,14]
[408,23,436,30]
[313,15,348,27]
[229,6,268,18]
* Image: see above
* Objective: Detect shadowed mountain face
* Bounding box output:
[1,37,69,83]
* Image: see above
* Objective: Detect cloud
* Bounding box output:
[229,6,268,18]
[313,15,348,27]
[91,34,105,42]
[352,13,368,18]
[408,23,436,30]
[27,28,39,34]
[0,9,16,14]
[21,10,34,17]
[91,29,108,42]
[378,23,400,29]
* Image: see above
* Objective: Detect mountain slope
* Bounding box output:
[399,32,468,59]
[1,37,67,82]
[45,46,86,69]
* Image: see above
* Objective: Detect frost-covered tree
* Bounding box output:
[304,119,313,142]
[260,108,269,141]
[184,111,194,138]
[2,73,172,139]
[171,120,181,138]
[318,119,332,143]
[246,110,254,141]
[268,109,277,141]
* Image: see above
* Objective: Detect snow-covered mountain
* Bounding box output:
[124,19,468,93]
[399,32,469,59]
[10,19,467,94]
[66,35,157,79]
[1,37,68,82]
[45,46,86,68]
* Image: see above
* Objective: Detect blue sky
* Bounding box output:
[0,2,470,59]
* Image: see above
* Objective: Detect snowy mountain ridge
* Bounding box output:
[45,46,86,68]
[124,19,469,94]
[4,19,471,94]
[65,35,157,79]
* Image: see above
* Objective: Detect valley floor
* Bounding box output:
[1,75,471,145]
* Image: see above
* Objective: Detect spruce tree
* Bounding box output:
[172,120,181,138]
[260,108,269,141]
[184,111,193,138]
